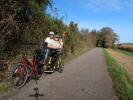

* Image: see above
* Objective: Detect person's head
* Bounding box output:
[54,34,60,41]
[49,31,54,39]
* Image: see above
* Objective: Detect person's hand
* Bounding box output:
[62,31,67,38]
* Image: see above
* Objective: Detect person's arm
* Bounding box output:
[45,37,53,49]
[59,38,63,49]
[47,43,52,48]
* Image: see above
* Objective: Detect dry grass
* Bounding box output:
[118,45,133,52]
[108,49,133,80]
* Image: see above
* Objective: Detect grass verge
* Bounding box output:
[0,83,10,94]
[103,49,133,100]
[0,72,11,96]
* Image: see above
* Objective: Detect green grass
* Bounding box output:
[103,49,133,100]
[115,49,133,58]
[0,73,10,95]
[0,82,10,94]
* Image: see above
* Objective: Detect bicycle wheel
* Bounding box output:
[57,58,64,73]
[10,63,28,89]
[36,63,44,79]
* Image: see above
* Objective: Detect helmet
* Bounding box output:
[49,31,54,35]
[54,34,60,38]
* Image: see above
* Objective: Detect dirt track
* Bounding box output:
[0,48,116,100]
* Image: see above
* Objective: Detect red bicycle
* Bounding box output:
[10,49,44,89]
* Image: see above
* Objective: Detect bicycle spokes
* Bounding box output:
[12,65,27,87]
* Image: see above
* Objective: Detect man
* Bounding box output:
[43,31,55,64]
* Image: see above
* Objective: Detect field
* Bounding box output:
[118,44,133,52]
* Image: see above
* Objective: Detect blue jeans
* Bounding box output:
[44,48,50,63]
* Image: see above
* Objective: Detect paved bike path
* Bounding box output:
[1,48,116,100]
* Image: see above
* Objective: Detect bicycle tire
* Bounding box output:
[10,63,28,89]
[57,58,64,73]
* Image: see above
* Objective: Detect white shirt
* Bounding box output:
[45,37,63,49]
[45,37,54,48]
[45,37,53,44]
[52,39,63,49]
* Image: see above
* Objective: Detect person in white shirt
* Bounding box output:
[43,31,55,64]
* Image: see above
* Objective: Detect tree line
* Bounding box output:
[81,27,118,48]
[0,0,118,60]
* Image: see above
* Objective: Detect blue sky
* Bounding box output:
[47,0,133,43]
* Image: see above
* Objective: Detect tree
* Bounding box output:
[80,28,97,47]
[97,27,118,48]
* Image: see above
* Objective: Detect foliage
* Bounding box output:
[80,29,97,47]
[97,27,118,48]
[0,0,52,55]
[80,27,118,48]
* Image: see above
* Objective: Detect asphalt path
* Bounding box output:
[0,48,116,100]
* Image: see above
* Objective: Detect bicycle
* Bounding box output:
[10,49,45,89]
[10,48,64,89]
[44,49,64,73]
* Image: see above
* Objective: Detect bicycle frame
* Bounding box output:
[19,55,38,78]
